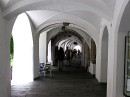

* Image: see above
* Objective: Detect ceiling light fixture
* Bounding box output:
[58,22,71,37]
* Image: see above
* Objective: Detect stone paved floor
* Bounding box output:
[11,61,106,97]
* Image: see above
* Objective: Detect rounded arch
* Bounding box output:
[37,23,94,59]
[4,0,112,20]
[52,30,83,54]
[100,26,109,83]
[46,26,91,46]
[102,26,109,41]
[26,9,102,29]
[56,38,82,49]
[36,13,99,42]
[38,22,89,67]
[114,1,130,97]
[37,22,98,46]
[46,26,85,66]
[11,13,34,85]
[53,31,83,46]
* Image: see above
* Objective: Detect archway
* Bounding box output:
[52,30,83,66]
[114,1,130,96]
[11,13,33,85]
[100,26,108,83]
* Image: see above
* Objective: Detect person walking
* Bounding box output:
[65,47,70,65]
[57,47,65,71]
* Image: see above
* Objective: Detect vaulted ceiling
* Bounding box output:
[0,0,116,43]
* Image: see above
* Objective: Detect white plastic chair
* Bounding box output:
[43,62,52,77]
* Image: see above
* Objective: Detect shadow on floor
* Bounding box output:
[11,60,106,97]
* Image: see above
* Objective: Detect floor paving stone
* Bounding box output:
[11,61,106,97]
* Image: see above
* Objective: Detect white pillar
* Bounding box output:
[107,31,117,97]
[100,40,108,83]
[115,32,126,97]
[33,35,40,79]
[95,43,101,81]
[0,17,11,97]
[39,32,47,63]
[48,40,52,63]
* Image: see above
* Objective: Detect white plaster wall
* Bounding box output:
[81,40,85,67]
[107,28,116,97]
[33,36,40,79]
[0,15,11,97]
[127,80,130,91]
[39,31,47,63]
[96,41,108,83]
[101,41,108,82]
[47,40,52,63]
[47,26,91,47]
[95,18,109,82]
[95,43,101,81]
[0,1,127,97]
[89,63,96,75]
[89,39,97,77]
[106,0,128,97]
[116,32,126,97]
[88,38,97,78]
[85,42,90,67]
[94,17,116,97]
[36,15,99,43]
